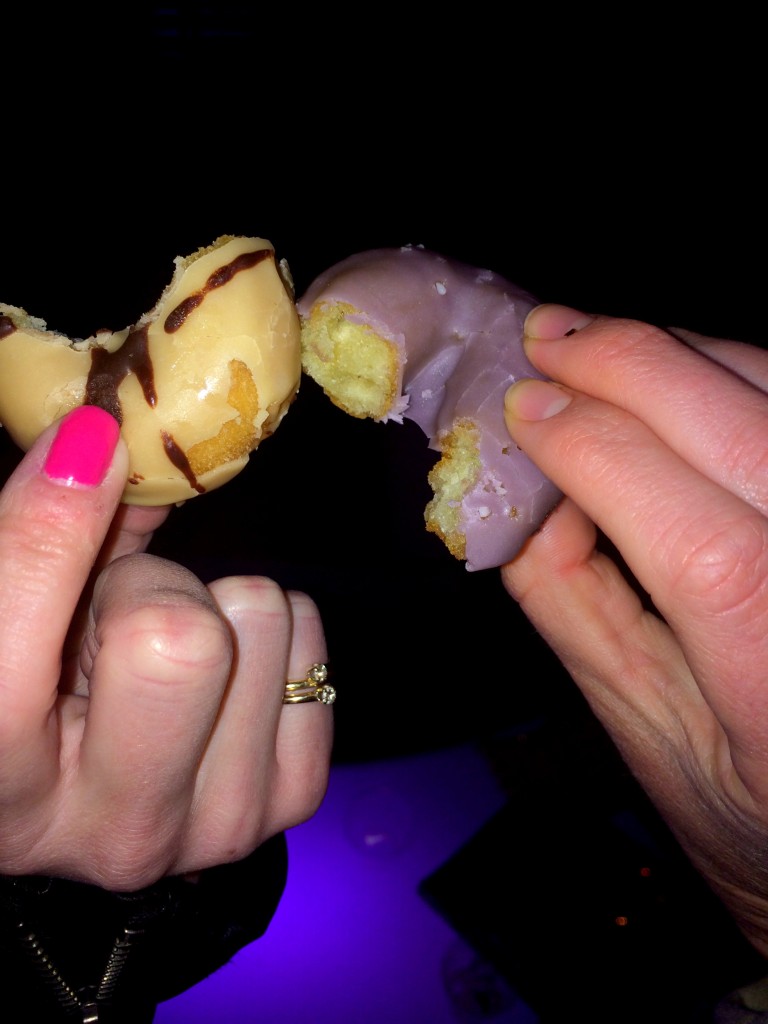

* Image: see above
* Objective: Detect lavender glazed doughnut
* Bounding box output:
[0,236,301,504]
[298,245,563,571]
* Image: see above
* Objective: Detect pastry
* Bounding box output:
[0,236,301,504]
[298,245,562,570]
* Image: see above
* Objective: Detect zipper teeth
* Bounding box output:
[2,879,172,1018]
[97,927,143,1002]
[16,918,143,1018]
[15,919,82,1012]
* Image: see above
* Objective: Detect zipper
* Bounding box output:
[1,875,172,1021]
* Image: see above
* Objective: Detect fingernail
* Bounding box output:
[43,406,120,487]
[504,379,573,420]
[524,304,595,340]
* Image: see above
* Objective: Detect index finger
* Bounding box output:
[523,307,768,517]
[90,502,172,577]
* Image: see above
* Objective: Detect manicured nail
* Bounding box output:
[524,304,595,340]
[43,406,120,487]
[504,379,573,421]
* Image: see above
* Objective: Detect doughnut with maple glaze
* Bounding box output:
[0,236,301,504]
[298,245,563,571]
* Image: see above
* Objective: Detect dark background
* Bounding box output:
[3,6,766,1019]
[4,4,762,760]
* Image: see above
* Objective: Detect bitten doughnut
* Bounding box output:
[298,245,563,571]
[0,235,301,505]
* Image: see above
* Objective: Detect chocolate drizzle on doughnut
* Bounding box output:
[161,431,205,493]
[0,315,17,339]
[85,324,204,492]
[164,248,274,333]
[81,249,273,495]
[0,236,300,506]
[85,325,156,424]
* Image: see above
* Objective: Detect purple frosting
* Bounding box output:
[299,246,563,570]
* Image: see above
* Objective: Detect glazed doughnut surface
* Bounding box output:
[299,245,562,570]
[0,236,301,504]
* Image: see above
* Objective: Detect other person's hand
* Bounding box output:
[502,306,768,956]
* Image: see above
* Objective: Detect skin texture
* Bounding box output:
[502,305,768,957]
[0,410,333,891]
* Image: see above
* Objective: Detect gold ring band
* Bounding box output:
[283,663,336,705]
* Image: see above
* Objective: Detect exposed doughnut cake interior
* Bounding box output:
[300,302,402,421]
[298,246,563,570]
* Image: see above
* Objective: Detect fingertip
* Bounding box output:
[208,575,290,619]
[524,304,595,341]
[504,379,573,422]
[286,589,322,621]
[43,406,121,489]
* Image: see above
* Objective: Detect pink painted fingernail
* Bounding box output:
[524,304,595,340]
[43,406,120,487]
[504,379,573,421]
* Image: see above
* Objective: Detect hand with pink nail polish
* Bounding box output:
[0,401,333,1015]
[0,404,334,1016]
[502,304,768,961]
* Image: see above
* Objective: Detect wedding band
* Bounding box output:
[283,663,336,705]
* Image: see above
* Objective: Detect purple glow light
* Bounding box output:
[155,744,536,1023]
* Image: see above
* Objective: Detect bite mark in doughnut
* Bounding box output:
[298,246,563,571]
[0,236,301,504]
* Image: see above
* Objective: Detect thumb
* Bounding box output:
[0,406,127,752]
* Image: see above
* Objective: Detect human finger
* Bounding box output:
[667,327,768,394]
[96,503,173,566]
[62,503,174,668]
[500,496,705,796]
[186,579,332,869]
[497,494,768,941]
[65,552,234,888]
[275,589,333,824]
[522,306,768,516]
[0,406,126,794]
[503,370,768,771]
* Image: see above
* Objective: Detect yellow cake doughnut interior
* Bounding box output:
[300,302,400,420]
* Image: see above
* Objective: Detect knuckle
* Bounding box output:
[2,824,178,892]
[216,829,267,867]
[80,817,180,891]
[197,761,331,864]
[667,513,768,618]
[112,602,232,685]
[87,859,164,892]
[726,420,768,515]
[184,806,270,870]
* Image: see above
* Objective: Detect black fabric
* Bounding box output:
[0,832,287,1022]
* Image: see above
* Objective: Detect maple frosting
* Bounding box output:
[0,236,301,504]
